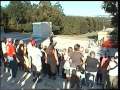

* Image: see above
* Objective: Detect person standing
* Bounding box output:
[56,49,61,76]
[1,38,8,73]
[71,44,84,69]
[6,38,18,83]
[17,40,25,71]
[68,47,73,58]
[38,44,47,77]
[23,44,31,72]
[27,38,33,72]
[31,40,42,82]
[98,53,110,89]
[46,42,59,80]
[85,51,99,88]
[63,48,72,89]
[107,52,118,89]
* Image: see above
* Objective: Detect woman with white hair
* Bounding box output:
[107,51,118,89]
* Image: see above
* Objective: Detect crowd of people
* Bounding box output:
[0,36,118,89]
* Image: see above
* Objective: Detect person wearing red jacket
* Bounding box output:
[6,38,18,83]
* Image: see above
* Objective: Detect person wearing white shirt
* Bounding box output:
[27,40,33,71]
[1,38,9,73]
[107,54,118,89]
[31,40,42,82]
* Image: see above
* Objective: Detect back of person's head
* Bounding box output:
[18,44,24,52]
[74,44,80,51]
[31,39,37,47]
[85,48,89,53]
[19,40,24,45]
[63,48,67,53]
[72,69,76,76]
[15,39,19,45]
[68,47,73,53]
[29,37,33,42]
[7,38,13,44]
[90,51,95,58]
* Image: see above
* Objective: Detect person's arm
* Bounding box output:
[107,61,118,71]
[107,64,110,70]
[39,50,42,57]
[54,49,59,65]
[2,43,7,55]
[82,55,87,65]
[108,65,118,71]
[79,53,83,65]
[97,59,99,68]
[84,56,88,65]
[44,52,47,64]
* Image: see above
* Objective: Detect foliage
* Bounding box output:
[102,1,118,27]
[1,1,112,35]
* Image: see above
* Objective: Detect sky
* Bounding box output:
[1,1,110,17]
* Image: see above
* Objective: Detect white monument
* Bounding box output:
[32,22,52,39]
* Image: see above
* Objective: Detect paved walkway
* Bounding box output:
[0,65,103,90]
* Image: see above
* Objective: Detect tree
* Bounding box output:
[80,18,89,34]
[86,17,94,32]
[102,1,118,27]
[7,1,25,23]
[5,1,23,31]
[1,6,9,27]
[53,1,64,15]
[23,1,32,23]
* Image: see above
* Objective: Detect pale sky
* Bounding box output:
[1,1,110,16]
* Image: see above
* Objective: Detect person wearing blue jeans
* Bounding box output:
[7,56,18,79]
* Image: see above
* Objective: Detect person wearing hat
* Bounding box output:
[31,40,43,82]
[107,52,118,89]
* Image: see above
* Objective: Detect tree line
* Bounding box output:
[1,1,112,35]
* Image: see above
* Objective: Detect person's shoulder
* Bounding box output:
[86,56,90,61]
[87,56,91,59]
[94,58,98,60]
[95,58,99,63]
[36,47,41,51]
